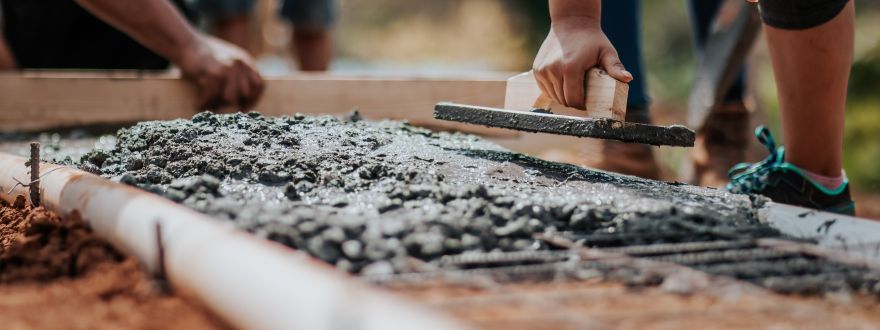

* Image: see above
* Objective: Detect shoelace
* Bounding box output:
[726,126,785,194]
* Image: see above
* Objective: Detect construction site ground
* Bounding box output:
[1,112,879,329]
[392,280,880,330]
[0,199,229,329]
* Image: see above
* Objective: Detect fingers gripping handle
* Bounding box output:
[506,68,628,121]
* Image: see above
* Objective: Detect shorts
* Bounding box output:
[1,0,195,70]
[195,0,336,29]
[759,0,849,30]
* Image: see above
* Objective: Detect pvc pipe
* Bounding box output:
[0,153,466,330]
[761,202,880,264]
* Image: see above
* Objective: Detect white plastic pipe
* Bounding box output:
[0,153,465,330]
[761,202,880,264]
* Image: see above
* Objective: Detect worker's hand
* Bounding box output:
[533,19,632,110]
[177,36,264,110]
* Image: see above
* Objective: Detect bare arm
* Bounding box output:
[550,0,601,25]
[75,0,198,65]
[75,0,264,109]
[533,0,630,110]
[0,14,17,70]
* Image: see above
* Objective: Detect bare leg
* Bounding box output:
[212,15,252,52]
[291,26,331,71]
[763,1,854,177]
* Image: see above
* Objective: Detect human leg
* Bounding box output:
[688,0,751,187]
[280,0,335,71]
[579,0,660,180]
[763,0,853,177]
[194,0,257,51]
[726,0,855,214]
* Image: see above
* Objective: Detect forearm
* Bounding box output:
[74,0,202,65]
[0,29,16,69]
[549,0,601,27]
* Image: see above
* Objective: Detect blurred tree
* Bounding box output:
[849,44,880,101]
[503,0,550,58]
[845,42,880,190]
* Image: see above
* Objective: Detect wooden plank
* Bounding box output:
[0,71,517,137]
[504,68,627,121]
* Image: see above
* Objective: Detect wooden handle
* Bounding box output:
[505,68,628,121]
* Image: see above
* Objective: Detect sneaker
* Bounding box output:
[726,126,855,215]
[691,103,750,188]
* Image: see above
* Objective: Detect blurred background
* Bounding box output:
[241,0,879,215]
[5,0,870,213]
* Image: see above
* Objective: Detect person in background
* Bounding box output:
[0,4,14,70]
[0,0,264,109]
[196,0,335,71]
[558,0,750,184]
[534,0,856,215]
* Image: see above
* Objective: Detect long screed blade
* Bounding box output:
[688,1,761,127]
[435,102,695,147]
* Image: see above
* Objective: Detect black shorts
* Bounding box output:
[1,0,196,70]
[759,0,850,30]
[195,0,337,30]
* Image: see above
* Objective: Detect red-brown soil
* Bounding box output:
[0,198,230,330]
[394,279,880,330]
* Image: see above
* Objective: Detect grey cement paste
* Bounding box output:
[79,112,768,275]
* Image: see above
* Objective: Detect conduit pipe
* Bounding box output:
[0,153,465,330]
[761,203,880,264]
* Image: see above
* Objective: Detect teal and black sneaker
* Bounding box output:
[725,126,855,216]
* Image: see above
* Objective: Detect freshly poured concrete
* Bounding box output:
[77,112,764,274]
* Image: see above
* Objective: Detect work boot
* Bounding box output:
[587,140,662,180]
[542,139,661,180]
[540,106,662,180]
[691,103,750,188]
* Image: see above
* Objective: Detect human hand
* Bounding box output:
[533,18,632,110]
[177,36,264,110]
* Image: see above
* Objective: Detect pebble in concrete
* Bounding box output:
[81,111,765,274]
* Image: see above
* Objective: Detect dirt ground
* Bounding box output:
[394,279,880,330]
[0,198,230,330]
[853,191,880,221]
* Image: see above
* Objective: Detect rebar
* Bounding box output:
[436,250,578,268]
[646,248,799,265]
[596,239,756,256]
[28,142,40,207]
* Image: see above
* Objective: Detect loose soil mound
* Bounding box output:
[0,199,229,330]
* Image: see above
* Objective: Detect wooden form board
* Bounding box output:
[504,69,628,120]
[0,71,516,137]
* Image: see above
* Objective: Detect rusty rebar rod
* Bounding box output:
[28,142,41,207]
[155,222,171,294]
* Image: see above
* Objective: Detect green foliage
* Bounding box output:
[845,44,880,191]
[642,0,696,103]
[504,0,550,57]
[844,102,880,191]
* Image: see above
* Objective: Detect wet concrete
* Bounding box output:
[0,131,115,165]
[78,111,761,274]
[434,102,696,147]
